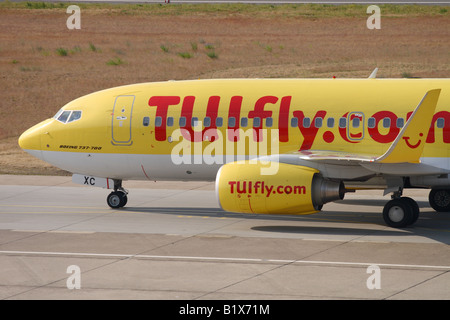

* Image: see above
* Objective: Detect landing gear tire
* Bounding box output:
[402,197,419,225]
[107,191,127,209]
[429,189,450,212]
[383,197,418,228]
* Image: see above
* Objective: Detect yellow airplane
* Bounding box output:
[18,74,450,228]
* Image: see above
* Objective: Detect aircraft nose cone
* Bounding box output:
[18,127,41,151]
[17,120,52,162]
[18,119,53,152]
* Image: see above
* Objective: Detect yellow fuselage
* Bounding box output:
[19,78,450,180]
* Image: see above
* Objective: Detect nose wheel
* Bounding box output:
[107,191,128,208]
[107,179,128,209]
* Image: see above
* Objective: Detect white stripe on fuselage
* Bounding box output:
[35,150,236,181]
[25,149,450,184]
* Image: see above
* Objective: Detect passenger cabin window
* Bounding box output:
[290,117,298,128]
[155,116,162,127]
[143,117,150,127]
[396,118,404,128]
[303,118,311,128]
[327,118,335,128]
[315,118,323,128]
[266,117,273,127]
[216,117,223,127]
[437,118,445,129]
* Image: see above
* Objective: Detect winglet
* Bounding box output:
[368,68,378,79]
[376,89,441,164]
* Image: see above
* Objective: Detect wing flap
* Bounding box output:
[295,149,377,162]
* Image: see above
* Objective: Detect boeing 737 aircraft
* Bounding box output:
[18,74,450,228]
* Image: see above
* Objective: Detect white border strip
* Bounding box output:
[1,250,449,270]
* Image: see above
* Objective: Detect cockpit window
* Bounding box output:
[68,111,82,123]
[54,110,82,124]
[57,111,71,123]
[53,109,64,120]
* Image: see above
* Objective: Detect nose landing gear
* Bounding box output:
[107,179,128,209]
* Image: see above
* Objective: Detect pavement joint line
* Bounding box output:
[0,204,107,209]
[1,250,450,270]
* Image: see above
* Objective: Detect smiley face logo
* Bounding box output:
[403,133,424,149]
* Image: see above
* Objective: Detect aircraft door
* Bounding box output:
[112,95,135,145]
[347,112,364,141]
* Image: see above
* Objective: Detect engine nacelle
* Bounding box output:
[216,161,345,215]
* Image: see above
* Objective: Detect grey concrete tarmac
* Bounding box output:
[0,175,449,300]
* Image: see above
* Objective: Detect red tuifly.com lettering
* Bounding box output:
[148,95,450,151]
[228,181,306,198]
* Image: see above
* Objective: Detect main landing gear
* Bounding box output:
[383,188,450,228]
[428,189,450,212]
[382,185,420,228]
[107,179,128,209]
[383,196,419,228]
